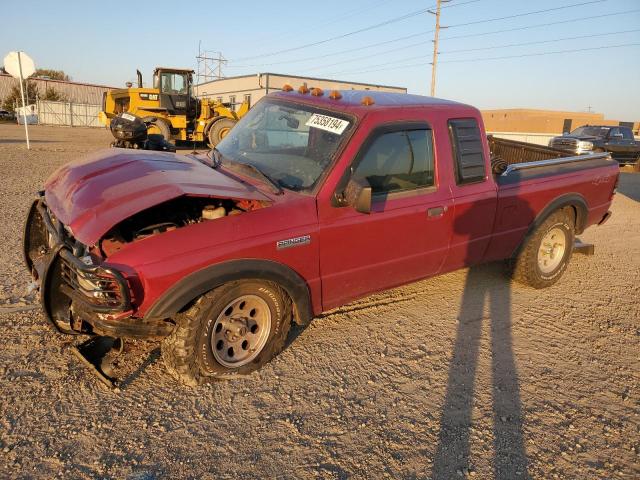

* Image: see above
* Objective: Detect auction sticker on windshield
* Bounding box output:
[305,114,349,135]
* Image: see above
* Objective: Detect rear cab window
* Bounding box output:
[448,118,487,185]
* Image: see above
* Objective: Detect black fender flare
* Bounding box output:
[144,259,313,325]
[512,193,588,258]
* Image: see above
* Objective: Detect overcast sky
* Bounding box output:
[2,0,639,120]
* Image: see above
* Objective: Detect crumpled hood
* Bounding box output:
[44,149,270,245]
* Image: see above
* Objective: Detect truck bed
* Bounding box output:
[488,135,569,166]
[483,136,619,263]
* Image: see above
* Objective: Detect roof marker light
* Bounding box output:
[298,84,309,94]
[311,87,324,97]
[328,90,342,100]
[282,84,294,92]
[361,96,375,106]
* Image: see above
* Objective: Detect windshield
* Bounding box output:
[570,126,609,138]
[157,72,188,95]
[216,99,354,191]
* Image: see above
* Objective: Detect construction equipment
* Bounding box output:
[109,112,176,152]
[98,67,249,147]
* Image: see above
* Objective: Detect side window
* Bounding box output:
[449,118,486,184]
[353,128,435,195]
[621,128,633,140]
[609,127,620,138]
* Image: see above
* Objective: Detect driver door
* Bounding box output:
[318,122,453,310]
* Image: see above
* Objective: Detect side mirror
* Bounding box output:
[344,178,372,214]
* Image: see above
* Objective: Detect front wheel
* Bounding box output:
[162,281,292,386]
[143,116,171,142]
[510,209,575,289]
[207,117,236,147]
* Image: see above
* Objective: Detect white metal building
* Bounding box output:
[194,72,406,109]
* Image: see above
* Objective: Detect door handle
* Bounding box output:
[427,206,447,217]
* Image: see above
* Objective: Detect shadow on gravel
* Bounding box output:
[432,265,528,479]
[433,179,530,479]
[117,347,161,389]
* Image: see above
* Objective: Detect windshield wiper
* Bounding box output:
[208,147,223,168]
[223,159,283,195]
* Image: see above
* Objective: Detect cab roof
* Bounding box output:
[270,89,473,115]
[153,67,195,74]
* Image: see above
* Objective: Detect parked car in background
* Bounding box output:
[0,109,15,121]
[549,125,640,166]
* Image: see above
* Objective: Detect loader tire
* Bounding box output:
[162,280,292,386]
[143,117,171,142]
[510,209,575,289]
[207,117,236,147]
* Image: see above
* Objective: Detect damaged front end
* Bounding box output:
[23,192,268,338]
[23,192,172,339]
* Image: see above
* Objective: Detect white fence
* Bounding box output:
[487,131,558,146]
[37,100,102,128]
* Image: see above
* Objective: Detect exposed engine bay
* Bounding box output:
[99,196,267,257]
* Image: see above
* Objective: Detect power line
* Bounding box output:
[231,0,482,61]
[335,28,640,74]
[254,8,640,73]
[327,29,639,75]
[253,0,396,49]
[228,0,613,69]
[441,8,640,41]
[329,42,640,75]
[441,28,640,54]
[439,42,640,63]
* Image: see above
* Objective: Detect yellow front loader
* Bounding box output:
[99,67,249,146]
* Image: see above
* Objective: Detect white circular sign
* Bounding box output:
[3,51,35,79]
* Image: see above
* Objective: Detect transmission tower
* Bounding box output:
[196,42,227,89]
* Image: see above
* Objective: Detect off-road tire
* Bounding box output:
[510,208,575,289]
[143,116,171,142]
[162,281,292,386]
[207,117,236,147]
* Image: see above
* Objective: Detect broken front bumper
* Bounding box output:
[23,193,173,339]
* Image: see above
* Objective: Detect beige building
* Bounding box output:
[0,73,113,106]
[194,72,406,109]
[481,108,639,135]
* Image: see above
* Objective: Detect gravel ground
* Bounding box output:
[0,124,638,479]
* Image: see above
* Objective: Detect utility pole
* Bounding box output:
[429,0,449,97]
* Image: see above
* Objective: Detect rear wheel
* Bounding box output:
[510,209,575,288]
[162,280,292,386]
[207,117,236,147]
[143,116,171,142]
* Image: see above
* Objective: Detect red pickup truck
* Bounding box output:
[24,89,619,385]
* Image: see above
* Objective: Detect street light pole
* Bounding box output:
[17,52,30,150]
